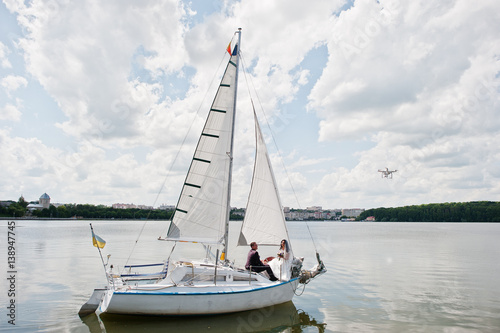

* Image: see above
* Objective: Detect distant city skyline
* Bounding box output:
[2,192,361,212]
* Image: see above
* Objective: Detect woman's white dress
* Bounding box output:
[268,249,292,281]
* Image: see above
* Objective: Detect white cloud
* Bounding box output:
[10,0,188,146]
[301,0,500,207]
[310,0,500,140]
[1,75,28,97]
[0,102,22,121]
[0,42,12,68]
[0,127,180,205]
[296,70,310,86]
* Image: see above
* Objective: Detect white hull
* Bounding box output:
[101,279,299,315]
[98,261,300,315]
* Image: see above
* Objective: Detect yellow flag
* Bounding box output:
[92,231,106,249]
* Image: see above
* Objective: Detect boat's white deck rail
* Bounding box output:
[109,260,277,292]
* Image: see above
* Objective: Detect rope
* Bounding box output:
[294,281,306,296]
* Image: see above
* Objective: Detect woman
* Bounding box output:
[268,239,292,281]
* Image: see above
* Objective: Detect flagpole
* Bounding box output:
[90,223,108,280]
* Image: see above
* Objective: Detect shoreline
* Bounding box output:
[1,217,498,223]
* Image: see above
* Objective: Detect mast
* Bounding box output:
[222,28,241,261]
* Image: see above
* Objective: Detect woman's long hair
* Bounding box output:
[281,239,290,252]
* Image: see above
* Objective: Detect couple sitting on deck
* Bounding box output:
[245,240,292,281]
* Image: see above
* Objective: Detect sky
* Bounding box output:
[0,0,499,210]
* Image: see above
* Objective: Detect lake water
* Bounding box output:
[1,220,499,332]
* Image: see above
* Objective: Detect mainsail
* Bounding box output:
[238,111,291,249]
[166,46,239,244]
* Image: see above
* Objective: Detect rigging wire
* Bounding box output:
[122,38,237,271]
[239,52,319,254]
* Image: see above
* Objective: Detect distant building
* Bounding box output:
[39,193,50,209]
[341,208,365,218]
[112,203,153,210]
[158,204,175,210]
[0,200,15,208]
[113,203,136,209]
[231,210,245,218]
[284,207,337,220]
[27,193,51,211]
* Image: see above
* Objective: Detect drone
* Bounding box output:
[378,167,397,179]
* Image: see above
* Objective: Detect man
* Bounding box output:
[245,242,278,281]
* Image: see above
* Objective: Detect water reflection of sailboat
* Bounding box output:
[297,309,327,332]
[85,302,298,333]
[81,301,326,333]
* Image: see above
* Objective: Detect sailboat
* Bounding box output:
[81,29,325,316]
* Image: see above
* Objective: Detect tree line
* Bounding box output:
[32,204,175,220]
[3,197,498,222]
[0,197,244,220]
[357,201,500,222]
